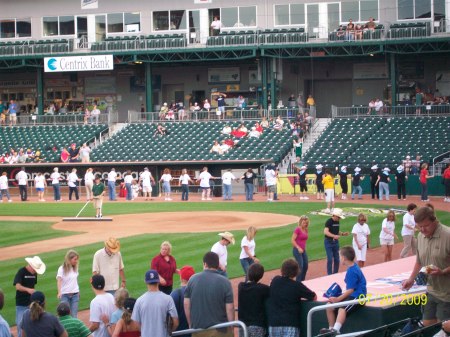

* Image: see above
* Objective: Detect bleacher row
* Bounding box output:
[303,116,450,167]
[0,22,436,56]
[90,121,294,163]
[0,125,106,162]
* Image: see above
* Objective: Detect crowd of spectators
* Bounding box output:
[0,147,46,164]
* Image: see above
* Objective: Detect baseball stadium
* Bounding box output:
[0,0,449,337]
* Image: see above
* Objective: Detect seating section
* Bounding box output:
[329,25,384,41]
[258,28,308,44]
[0,39,73,56]
[91,34,187,52]
[0,125,107,162]
[207,30,257,47]
[91,121,294,163]
[387,22,431,39]
[303,116,450,167]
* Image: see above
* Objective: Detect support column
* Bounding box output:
[390,54,397,106]
[37,67,44,115]
[261,57,268,110]
[270,60,276,112]
[145,63,153,115]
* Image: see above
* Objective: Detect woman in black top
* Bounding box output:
[395,165,407,200]
[238,263,270,337]
[298,166,308,200]
[339,166,348,200]
[315,164,324,200]
[267,259,317,337]
[370,165,380,199]
[241,168,256,201]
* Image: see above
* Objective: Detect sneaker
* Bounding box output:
[99,214,103,218]
[325,208,331,213]
[8,200,12,202]
[167,198,172,201]
[201,198,206,201]
[319,328,339,335]
[206,198,212,201]
[267,199,273,202]
[304,196,309,200]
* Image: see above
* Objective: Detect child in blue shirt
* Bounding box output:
[321,246,367,335]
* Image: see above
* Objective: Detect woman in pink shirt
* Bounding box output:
[291,215,309,281]
[419,163,433,201]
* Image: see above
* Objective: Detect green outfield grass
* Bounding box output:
[0,201,448,326]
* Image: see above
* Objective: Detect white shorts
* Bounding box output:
[380,238,394,246]
[142,185,152,193]
[325,189,335,202]
[353,242,367,261]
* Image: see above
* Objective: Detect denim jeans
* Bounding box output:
[60,292,80,318]
[421,182,428,200]
[0,189,11,201]
[19,185,27,201]
[397,183,406,199]
[379,182,390,200]
[324,239,340,275]
[245,183,254,200]
[351,185,362,199]
[293,247,308,281]
[240,257,254,278]
[223,184,232,200]
[52,183,61,201]
[181,184,189,200]
[16,305,28,337]
[125,183,132,200]
[108,181,116,200]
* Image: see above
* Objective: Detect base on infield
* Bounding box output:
[62,217,113,222]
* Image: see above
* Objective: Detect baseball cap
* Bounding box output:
[179,266,195,282]
[91,274,105,290]
[30,291,45,306]
[57,302,71,316]
[145,269,160,284]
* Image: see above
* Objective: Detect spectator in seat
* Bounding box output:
[221,124,232,135]
[355,24,363,40]
[203,99,211,112]
[273,116,284,131]
[220,140,230,154]
[248,126,261,138]
[17,148,28,164]
[159,103,169,120]
[231,127,247,138]
[260,116,269,128]
[374,98,384,114]
[254,122,263,133]
[346,19,355,40]
[176,100,187,120]
[366,17,376,30]
[367,98,376,115]
[210,140,222,155]
[68,143,80,162]
[154,124,167,137]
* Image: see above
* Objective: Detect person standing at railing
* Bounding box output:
[415,88,424,115]
[297,94,304,114]
[210,16,223,36]
[215,93,227,121]
[91,105,100,125]
[7,99,18,126]
[306,95,316,116]
[374,98,384,114]
[0,99,6,126]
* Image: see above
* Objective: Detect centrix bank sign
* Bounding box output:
[44,55,114,72]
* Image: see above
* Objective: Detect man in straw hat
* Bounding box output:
[13,256,46,337]
[323,209,349,275]
[211,232,235,277]
[92,237,126,294]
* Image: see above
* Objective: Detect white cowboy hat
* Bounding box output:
[383,167,390,172]
[397,165,404,172]
[25,256,46,275]
[105,237,121,253]
[300,165,306,170]
[218,232,235,245]
[316,164,323,169]
[371,165,378,170]
[354,167,361,172]
[341,166,347,171]
[331,208,346,219]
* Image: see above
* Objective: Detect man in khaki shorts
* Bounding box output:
[92,176,105,218]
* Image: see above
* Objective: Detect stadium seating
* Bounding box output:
[90,34,187,52]
[387,22,431,39]
[0,124,107,162]
[328,25,384,41]
[0,39,73,56]
[303,116,450,167]
[91,121,294,163]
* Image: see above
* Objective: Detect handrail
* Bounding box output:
[172,320,248,337]
[306,288,424,337]
[432,150,450,176]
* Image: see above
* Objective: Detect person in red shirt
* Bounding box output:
[254,122,263,133]
[419,163,433,202]
[151,241,177,295]
[443,163,450,202]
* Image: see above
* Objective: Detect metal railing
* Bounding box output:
[432,150,450,176]
[386,21,432,39]
[128,109,268,123]
[331,104,450,118]
[307,289,424,337]
[172,320,248,337]
[3,111,117,126]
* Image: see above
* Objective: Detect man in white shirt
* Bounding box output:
[50,167,62,201]
[211,232,235,277]
[68,168,80,201]
[210,16,222,36]
[91,105,101,125]
[88,274,115,337]
[16,167,28,201]
[139,167,155,201]
[197,167,214,201]
[221,170,236,201]
[0,171,12,202]
[265,164,278,202]
[400,203,417,258]
[107,168,117,201]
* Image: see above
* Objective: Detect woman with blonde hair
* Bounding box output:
[379,210,398,262]
[111,298,140,337]
[352,213,371,267]
[151,241,177,295]
[103,288,129,336]
[20,291,67,337]
[291,216,309,281]
[56,250,80,317]
[84,168,94,200]
[239,226,259,277]
[159,168,173,201]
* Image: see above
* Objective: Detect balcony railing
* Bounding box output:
[331,103,450,118]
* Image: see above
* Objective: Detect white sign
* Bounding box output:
[44,55,114,73]
[81,0,98,9]
[194,0,212,3]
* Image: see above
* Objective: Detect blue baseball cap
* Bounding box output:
[145,269,160,284]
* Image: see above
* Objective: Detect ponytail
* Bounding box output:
[30,301,44,321]
[122,309,132,325]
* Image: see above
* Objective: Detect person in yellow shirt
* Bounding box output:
[323,170,335,213]
[306,95,316,115]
